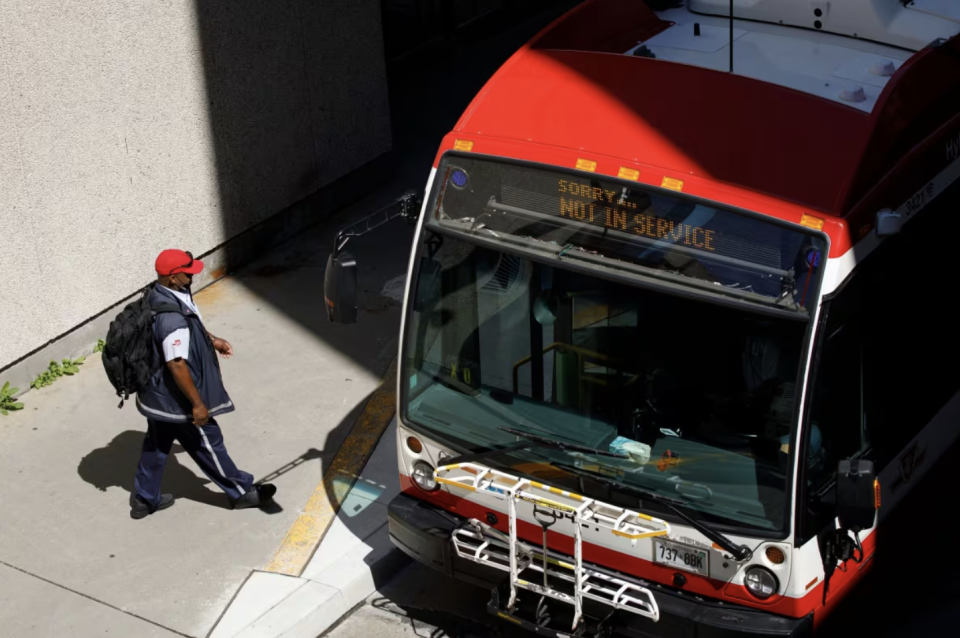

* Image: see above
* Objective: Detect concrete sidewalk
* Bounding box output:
[0,197,413,637]
[208,417,408,638]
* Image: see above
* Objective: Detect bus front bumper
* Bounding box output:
[388,492,813,638]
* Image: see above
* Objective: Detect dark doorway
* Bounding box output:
[380,0,576,62]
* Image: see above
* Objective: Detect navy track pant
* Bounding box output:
[134,418,254,505]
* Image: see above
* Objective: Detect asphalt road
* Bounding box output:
[324,561,527,638]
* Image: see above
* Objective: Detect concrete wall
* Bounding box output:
[0,0,391,379]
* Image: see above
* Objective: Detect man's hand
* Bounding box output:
[193,403,210,426]
[212,338,233,358]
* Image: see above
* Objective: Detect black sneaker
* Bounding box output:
[231,483,277,510]
[130,493,175,520]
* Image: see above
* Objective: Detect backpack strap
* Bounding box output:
[145,278,185,317]
[114,288,185,409]
[152,302,184,316]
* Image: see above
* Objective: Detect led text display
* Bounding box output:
[557,179,717,251]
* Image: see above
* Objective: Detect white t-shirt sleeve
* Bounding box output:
[162,328,191,362]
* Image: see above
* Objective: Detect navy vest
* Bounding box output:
[135,284,235,423]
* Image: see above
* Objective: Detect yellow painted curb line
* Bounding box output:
[264,358,398,577]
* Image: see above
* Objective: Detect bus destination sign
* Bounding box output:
[557,179,718,252]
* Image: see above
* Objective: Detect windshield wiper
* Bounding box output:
[442,428,750,561]
[443,426,627,466]
[554,462,753,562]
[499,427,628,458]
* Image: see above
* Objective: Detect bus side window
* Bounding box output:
[809,284,868,482]
[860,178,960,471]
[797,171,960,545]
[796,275,868,542]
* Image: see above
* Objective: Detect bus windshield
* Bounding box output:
[403,160,828,534]
[429,155,826,313]
[404,236,811,532]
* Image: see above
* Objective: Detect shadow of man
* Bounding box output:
[78,430,230,510]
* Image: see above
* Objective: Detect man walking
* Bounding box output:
[130,249,276,519]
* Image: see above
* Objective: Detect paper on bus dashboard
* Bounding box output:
[609,436,651,466]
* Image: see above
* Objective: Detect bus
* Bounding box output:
[324,0,960,636]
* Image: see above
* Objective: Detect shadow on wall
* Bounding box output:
[193,0,395,243]
[190,0,404,383]
[183,0,585,382]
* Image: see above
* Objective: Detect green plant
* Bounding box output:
[94,339,106,353]
[30,357,86,390]
[31,363,59,389]
[1,382,24,416]
[63,356,85,375]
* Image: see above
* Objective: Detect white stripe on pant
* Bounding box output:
[200,428,246,495]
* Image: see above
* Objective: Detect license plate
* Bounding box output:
[653,539,709,576]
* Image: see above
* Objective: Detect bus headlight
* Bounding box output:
[744,566,779,599]
[412,461,438,492]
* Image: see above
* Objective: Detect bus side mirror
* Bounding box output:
[836,459,879,532]
[324,251,358,324]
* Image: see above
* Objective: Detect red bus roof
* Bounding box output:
[433,0,960,256]
[451,47,868,214]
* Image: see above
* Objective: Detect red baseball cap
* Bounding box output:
[155,249,204,276]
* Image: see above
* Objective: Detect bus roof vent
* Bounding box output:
[686,0,959,51]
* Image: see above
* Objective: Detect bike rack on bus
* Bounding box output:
[435,462,670,635]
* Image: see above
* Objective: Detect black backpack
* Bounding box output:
[102,283,183,408]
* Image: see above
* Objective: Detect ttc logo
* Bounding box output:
[890,441,926,494]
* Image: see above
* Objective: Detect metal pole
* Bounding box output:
[729,0,734,73]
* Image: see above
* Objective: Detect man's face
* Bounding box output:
[172,272,194,291]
